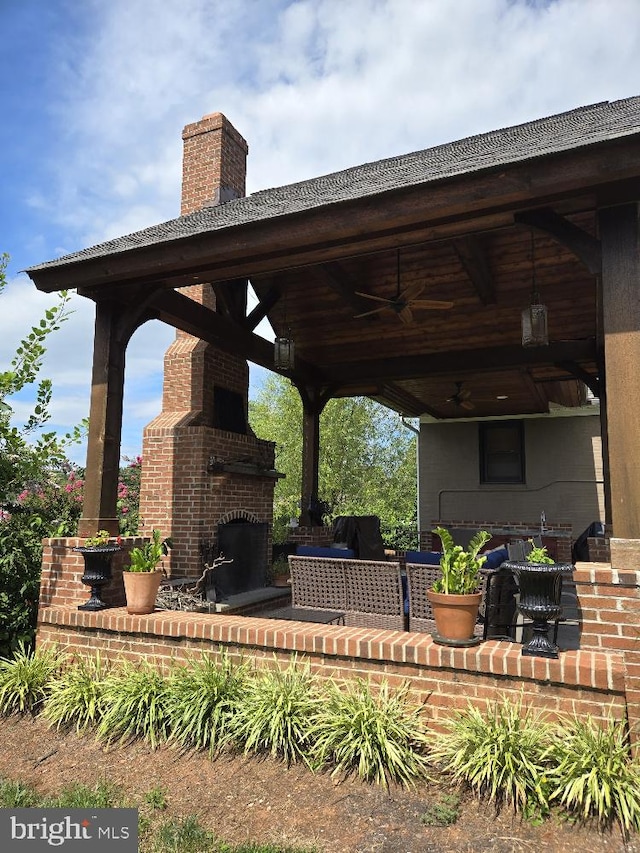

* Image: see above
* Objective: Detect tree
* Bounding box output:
[249,374,417,546]
[0,253,84,653]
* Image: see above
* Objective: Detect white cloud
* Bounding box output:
[10,0,640,463]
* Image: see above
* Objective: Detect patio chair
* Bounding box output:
[288,555,347,619]
[343,560,405,630]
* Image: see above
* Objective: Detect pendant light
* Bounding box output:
[274,289,295,371]
[521,231,548,347]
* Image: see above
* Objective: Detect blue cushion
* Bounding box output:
[295,546,355,559]
[404,550,442,565]
[482,546,509,570]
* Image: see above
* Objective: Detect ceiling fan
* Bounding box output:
[354,250,454,325]
[445,381,475,411]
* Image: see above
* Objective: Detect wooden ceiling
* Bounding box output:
[246,207,597,417]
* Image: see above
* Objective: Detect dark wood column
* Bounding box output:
[78,300,137,537]
[598,203,640,541]
[296,386,331,526]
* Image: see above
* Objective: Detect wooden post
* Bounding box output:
[78,300,131,537]
[598,203,640,542]
[297,386,330,526]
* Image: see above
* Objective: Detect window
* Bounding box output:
[479,421,525,484]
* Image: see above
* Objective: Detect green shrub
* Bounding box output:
[420,792,461,826]
[429,695,552,816]
[43,653,108,732]
[229,657,321,766]
[548,714,640,836]
[97,659,171,748]
[44,780,124,809]
[311,678,431,789]
[166,652,248,756]
[147,815,215,852]
[0,642,64,715]
[0,778,39,808]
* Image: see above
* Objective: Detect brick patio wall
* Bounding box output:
[37,541,640,739]
[421,519,573,562]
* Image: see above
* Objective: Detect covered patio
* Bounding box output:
[26,97,640,734]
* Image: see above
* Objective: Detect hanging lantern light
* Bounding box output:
[274,331,295,371]
[521,232,549,347]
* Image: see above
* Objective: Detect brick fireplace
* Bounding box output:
[138,113,280,587]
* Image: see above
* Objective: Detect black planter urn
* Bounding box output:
[504,560,574,658]
[73,545,121,611]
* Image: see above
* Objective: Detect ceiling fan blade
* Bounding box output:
[353,305,388,319]
[397,304,414,324]
[400,283,426,302]
[355,291,396,305]
[410,299,455,310]
[460,400,475,411]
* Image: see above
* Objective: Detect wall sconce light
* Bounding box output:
[521,232,549,347]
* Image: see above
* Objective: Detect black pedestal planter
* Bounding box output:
[503,560,574,658]
[73,546,121,611]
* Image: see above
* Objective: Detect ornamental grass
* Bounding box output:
[96,658,172,749]
[310,678,431,789]
[547,713,640,837]
[228,656,322,767]
[429,694,553,817]
[43,652,109,732]
[165,651,249,756]
[0,642,64,715]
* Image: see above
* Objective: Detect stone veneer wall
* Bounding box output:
[36,550,640,743]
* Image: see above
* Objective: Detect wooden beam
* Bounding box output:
[213,279,248,322]
[243,281,281,331]
[521,369,550,411]
[321,340,597,384]
[310,262,379,320]
[452,237,496,305]
[598,202,640,540]
[554,360,600,397]
[149,288,322,383]
[515,208,601,274]
[378,383,441,417]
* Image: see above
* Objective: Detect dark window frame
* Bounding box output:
[479,420,525,484]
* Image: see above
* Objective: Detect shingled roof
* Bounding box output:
[27,96,640,272]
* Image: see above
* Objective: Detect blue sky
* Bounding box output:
[2,0,640,467]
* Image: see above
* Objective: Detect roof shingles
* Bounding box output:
[27,97,640,272]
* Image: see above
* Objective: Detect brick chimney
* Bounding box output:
[139,114,276,584]
[181,112,248,215]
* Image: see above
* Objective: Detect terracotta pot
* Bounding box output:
[272,574,291,588]
[123,570,163,615]
[427,589,483,645]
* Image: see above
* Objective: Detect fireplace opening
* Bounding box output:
[209,520,268,600]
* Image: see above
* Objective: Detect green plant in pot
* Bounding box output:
[427,526,491,647]
[270,555,291,587]
[123,529,172,615]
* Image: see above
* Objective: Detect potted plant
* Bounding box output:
[505,539,573,659]
[270,555,291,588]
[123,529,172,615]
[74,530,122,611]
[427,526,491,646]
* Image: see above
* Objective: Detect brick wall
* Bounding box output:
[36,548,640,740]
[421,519,573,562]
[36,605,626,732]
